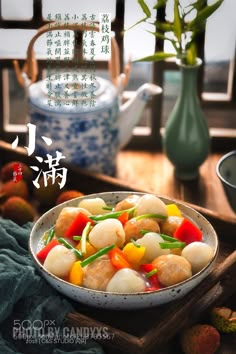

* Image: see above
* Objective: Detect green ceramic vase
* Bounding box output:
[163,58,210,181]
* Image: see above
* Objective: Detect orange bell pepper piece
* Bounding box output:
[108,247,132,270]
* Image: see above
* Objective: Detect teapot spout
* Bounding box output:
[119,83,162,148]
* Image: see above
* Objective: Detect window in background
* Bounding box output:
[0,0,236,149]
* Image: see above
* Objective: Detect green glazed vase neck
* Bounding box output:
[179,65,199,97]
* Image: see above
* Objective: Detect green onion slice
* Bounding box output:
[81,222,91,255]
[81,244,115,267]
[159,241,186,249]
[135,213,167,221]
[73,236,82,241]
[140,230,178,243]
[44,228,55,245]
[57,238,83,259]
[146,268,158,278]
[131,238,141,248]
[90,206,135,222]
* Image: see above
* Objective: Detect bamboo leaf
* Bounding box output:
[147,30,179,51]
[188,0,224,30]
[185,42,197,65]
[125,16,148,31]
[153,20,174,32]
[174,0,182,43]
[153,0,167,10]
[138,0,152,17]
[186,0,206,11]
[133,52,176,63]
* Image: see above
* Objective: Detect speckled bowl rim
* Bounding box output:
[29,191,219,298]
[216,150,236,190]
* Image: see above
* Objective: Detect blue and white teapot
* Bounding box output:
[14,22,162,176]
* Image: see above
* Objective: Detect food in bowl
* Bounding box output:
[35,193,215,294]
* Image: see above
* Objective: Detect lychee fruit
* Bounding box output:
[2,196,36,225]
[33,176,63,208]
[211,307,236,333]
[1,180,29,200]
[0,161,33,185]
[56,190,84,205]
[180,324,220,354]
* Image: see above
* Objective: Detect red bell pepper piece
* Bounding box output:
[65,212,94,239]
[117,211,129,226]
[108,247,131,270]
[140,263,155,273]
[173,218,202,245]
[37,239,60,262]
[140,263,161,291]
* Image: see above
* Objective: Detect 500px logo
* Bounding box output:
[13,320,56,330]
[12,319,57,341]
[12,320,115,343]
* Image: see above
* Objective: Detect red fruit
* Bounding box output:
[1,180,29,200]
[0,161,33,184]
[181,324,220,354]
[56,190,84,205]
[2,196,36,225]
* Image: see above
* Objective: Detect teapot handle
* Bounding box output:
[13,21,130,88]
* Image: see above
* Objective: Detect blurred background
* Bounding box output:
[0,0,235,150]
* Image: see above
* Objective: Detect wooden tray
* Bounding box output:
[1,140,236,354]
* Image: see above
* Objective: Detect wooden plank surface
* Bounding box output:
[117,151,235,218]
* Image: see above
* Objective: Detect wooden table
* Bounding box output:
[1,140,236,353]
[117,151,235,218]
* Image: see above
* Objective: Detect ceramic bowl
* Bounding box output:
[216,150,236,213]
[29,191,218,310]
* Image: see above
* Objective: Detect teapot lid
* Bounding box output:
[29,71,117,113]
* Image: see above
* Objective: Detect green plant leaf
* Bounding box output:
[186,0,206,11]
[188,0,224,30]
[174,0,182,43]
[125,16,149,31]
[185,42,197,65]
[133,52,176,62]
[138,0,152,17]
[153,0,167,10]
[147,30,179,52]
[153,20,174,32]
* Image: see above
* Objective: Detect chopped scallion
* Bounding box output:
[90,206,135,222]
[159,241,186,249]
[102,206,113,211]
[131,238,141,248]
[146,268,158,278]
[81,244,115,267]
[81,222,91,255]
[44,228,55,245]
[57,238,83,259]
[73,236,82,241]
[135,213,167,221]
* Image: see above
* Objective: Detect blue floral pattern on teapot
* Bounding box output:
[28,73,162,176]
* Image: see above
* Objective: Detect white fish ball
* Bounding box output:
[137,232,170,262]
[89,219,125,248]
[106,269,146,293]
[135,194,167,218]
[181,242,214,274]
[43,245,77,278]
[78,198,107,215]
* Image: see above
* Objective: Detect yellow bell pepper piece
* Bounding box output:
[69,261,83,286]
[166,203,182,217]
[76,241,97,258]
[123,243,146,264]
